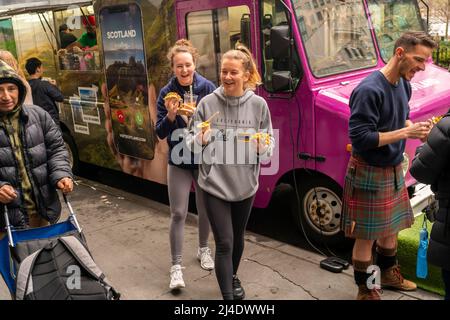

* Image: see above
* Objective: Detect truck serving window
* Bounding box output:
[292,0,377,77]
[368,0,425,63]
[186,6,251,86]
[54,5,101,72]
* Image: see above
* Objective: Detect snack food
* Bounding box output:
[163,91,182,102]
[196,111,220,132]
[250,132,271,146]
[197,121,211,133]
[432,115,443,124]
[178,104,196,116]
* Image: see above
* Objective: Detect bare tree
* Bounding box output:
[430,0,450,39]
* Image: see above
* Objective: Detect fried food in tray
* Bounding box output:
[177,104,196,116]
[238,132,271,145]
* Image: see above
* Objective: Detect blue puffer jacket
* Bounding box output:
[0,62,72,229]
[155,72,216,169]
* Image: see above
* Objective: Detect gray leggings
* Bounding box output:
[168,165,210,266]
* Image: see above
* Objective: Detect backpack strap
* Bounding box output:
[59,236,120,299]
[15,248,43,300]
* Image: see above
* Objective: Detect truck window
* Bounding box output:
[261,0,302,92]
[10,12,58,77]
[292,0,377,77]
[0,19,17,58]
[186,5,251,86]
[368,0,425,62]
[54,5,101,72]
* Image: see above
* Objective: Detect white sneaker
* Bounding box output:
[197,247,214,270]
[169,264,185,290]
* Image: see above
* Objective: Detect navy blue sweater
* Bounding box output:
[349,71,411,166]
[156,73,216,169]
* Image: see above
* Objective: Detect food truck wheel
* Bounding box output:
[292,175,348,246]
[63,131,79,174]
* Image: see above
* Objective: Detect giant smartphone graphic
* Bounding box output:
[99,3,155,160]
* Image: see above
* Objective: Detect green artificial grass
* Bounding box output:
[398,214,445,296]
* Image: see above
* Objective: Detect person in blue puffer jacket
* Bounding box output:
[155,39,216,291]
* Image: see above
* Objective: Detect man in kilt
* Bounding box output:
[341,32,437,300]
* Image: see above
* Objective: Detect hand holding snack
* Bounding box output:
[164,92,182,121]
[178,102,196,117]
[250,132,271,154]
[196,112,219,145]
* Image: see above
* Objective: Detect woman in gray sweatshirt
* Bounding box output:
[188,45,274,300]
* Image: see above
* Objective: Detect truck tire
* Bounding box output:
[291,174,351,247]
[62,131,79,175]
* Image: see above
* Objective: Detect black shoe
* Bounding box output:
[233,275,245,300]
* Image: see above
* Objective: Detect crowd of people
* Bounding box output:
[1,29,449,301]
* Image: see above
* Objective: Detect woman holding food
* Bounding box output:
[156,39,216,291]
[188,45,274,300]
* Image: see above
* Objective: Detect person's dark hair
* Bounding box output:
[25,57,42,76]
[59,24,71,32]
[394,31,437,54]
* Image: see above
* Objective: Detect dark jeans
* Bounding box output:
[203,191,254,300]
[443,269,450,300]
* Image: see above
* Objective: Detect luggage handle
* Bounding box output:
[2,192,82,248]
[3,206,15,248]
[62,193,82,234]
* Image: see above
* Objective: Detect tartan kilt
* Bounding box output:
[341,156,414,240]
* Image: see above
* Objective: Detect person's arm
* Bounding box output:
[378,121,432,147]
[65,41,83,51]
[256,101,275,160]
[410,117,450,185]
[348,86,382,151]
[186,100,208,153]
[155,89,179,139]
[349,86,431,150]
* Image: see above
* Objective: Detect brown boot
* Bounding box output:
[356,285,381,300]
[381,265,417,291]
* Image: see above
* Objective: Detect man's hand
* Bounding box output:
[405,120,433,141]
[57,177,73,194]
[0,185,17,204]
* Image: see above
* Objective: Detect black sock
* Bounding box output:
[376,253,396,270]
[354,270,370,286]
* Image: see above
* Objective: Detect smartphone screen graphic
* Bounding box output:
[100,3,155,160]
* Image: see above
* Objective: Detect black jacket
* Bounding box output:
[28,78,64,124]
[410,113,450,270]
[0,63,72,230]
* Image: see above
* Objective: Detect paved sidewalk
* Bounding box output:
[0,177,442,300]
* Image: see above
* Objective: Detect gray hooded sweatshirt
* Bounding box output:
[188,86,274,202]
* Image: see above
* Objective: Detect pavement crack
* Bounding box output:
[245,258,319,300]
[193,272,213,282]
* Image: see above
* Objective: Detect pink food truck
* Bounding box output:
[1,0,448,244]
